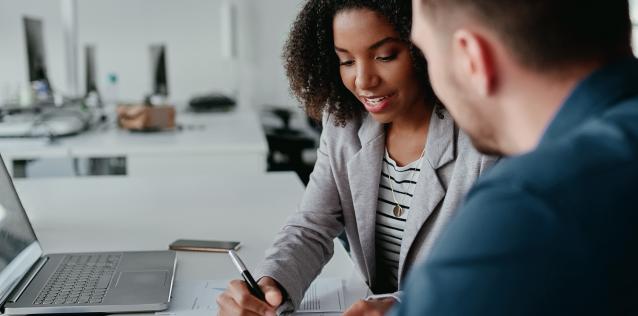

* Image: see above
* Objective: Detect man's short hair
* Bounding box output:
[420,0,632,70]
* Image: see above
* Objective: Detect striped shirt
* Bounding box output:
[374,149,424,293]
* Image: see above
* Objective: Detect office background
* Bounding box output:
[0,0,326,180]
[2,0,638,110]
[0,2,361,303]
[0,0,302,109]
[0,0,637,180]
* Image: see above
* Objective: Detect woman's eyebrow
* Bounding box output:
[334,36,402,53]
[368,37,402,50]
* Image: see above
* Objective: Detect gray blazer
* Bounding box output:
[256,107,495,310]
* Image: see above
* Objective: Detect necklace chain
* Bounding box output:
[386,147,426,217]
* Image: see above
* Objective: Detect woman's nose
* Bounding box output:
[355,62,380,90]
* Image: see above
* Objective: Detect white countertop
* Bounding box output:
[0,108,268,159]
[13,172,354,281]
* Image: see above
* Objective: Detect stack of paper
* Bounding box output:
[156,277,348,316]
[297,278,345,313]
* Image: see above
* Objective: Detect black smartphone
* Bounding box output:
[169,239,241,253]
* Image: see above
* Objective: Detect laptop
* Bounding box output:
[0,156,176,315]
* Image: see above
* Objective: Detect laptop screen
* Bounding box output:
[0,157,40,305]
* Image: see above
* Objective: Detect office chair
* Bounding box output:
[261,106,317,185]
[261,107,351,254]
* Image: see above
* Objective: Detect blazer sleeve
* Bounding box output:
[255,114,346,311]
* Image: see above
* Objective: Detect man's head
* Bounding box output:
[411,0,632,155]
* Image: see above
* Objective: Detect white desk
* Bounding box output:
[1,108,268,177]
[11,172,366,314]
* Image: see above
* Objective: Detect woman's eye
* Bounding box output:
[376,54,397,62]
[339,60,354,66]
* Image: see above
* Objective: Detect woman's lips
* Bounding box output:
[362,93,395,114]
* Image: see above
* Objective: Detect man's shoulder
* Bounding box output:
[475,99,638,205]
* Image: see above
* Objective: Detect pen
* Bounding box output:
[228,250,266,301]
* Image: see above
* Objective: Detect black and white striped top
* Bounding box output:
[374,149,424,293]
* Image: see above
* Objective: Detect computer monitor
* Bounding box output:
[84,45,102,106]
[149,44,168,97]
[23,17,53,96]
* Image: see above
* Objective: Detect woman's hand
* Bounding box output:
[343,297,396,316]
[216,277,284,316]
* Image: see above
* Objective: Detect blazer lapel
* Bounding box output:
[399,106,456,279]
[347,115,385,284]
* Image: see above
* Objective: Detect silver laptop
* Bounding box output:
[0,156,176,315]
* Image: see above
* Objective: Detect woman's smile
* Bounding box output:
[361,93,396,113]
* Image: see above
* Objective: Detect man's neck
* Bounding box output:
[499,63,601,155]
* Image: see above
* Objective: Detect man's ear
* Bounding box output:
[452,29,495,97]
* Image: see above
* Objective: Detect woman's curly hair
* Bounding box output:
[283,0,436,126]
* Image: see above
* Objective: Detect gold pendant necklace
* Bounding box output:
[386,148,426,218]
[392,204,404,217]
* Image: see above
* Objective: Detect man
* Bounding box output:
[393,0,638,314]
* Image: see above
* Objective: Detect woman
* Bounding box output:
[217,0,496,315]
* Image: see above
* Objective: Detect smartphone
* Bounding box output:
[169,239,241,253]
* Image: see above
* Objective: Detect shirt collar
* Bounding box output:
[358,104,455,170]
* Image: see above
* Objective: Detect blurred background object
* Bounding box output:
[116,104,175,131]
[260,106,320,185]
[188,93,235,112]
[0,0,322,182]
[0,0,306,110]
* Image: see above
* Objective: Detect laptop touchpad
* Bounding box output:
[116,271,168,288]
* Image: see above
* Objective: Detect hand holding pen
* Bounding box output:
[216,250,284,316]
[228,250,266,300]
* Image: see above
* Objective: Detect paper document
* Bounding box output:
[156,278,347,316]
[156,279,226,316]
[297,277,345,313]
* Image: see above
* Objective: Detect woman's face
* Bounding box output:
[333,8,425,124]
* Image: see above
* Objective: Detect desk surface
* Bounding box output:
[0,108,268,159]
[13,173,355,282]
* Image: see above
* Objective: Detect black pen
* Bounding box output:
[228,250,266,301]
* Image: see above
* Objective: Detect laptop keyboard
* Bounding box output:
[33,254,121,305]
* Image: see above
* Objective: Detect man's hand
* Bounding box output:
[343,297,396,316]
[217,277,284,316]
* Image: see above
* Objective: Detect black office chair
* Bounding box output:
[261,107,351,254]
[261,106,317,185]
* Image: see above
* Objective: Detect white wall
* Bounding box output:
[631,0,638,56]
[242,0,303,109]
[0,0,303,110]
[0,0,65,102]
[77,0,240,105]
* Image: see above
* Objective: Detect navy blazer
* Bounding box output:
[392,57,638,315]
